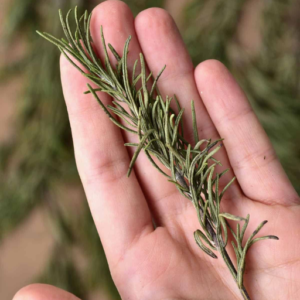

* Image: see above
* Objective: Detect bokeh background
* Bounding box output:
[0,0,299,299]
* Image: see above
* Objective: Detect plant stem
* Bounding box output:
[222,249,251,300]
[191,194,251,299]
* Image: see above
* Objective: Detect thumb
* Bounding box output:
[13,284,80,300]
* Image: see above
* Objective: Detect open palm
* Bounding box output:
[14,1,300,300]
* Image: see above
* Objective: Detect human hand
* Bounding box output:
[14,1,300,299]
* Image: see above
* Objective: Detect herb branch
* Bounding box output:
[37,7,279,300]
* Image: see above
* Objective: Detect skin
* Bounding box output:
[13,1,300,300]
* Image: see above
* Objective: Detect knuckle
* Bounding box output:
[80,154,129,186]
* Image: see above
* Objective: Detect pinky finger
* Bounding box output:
[195,60,299,206]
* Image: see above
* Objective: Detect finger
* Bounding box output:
[89,1,192,226]
[135,8,204,140]
[13,284,79,300]
[135,9,241,211]
[195,60,299,205]
[60,2,153,265]
[88,0,175,227]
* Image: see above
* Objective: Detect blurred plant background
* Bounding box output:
[0,0,299,299]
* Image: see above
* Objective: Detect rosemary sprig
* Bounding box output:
[37,7,279,300]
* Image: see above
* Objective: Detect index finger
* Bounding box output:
[60,2,153,265]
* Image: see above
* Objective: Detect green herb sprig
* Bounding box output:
[37,7,279,300]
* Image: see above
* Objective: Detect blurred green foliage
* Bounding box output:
[0,0,299,299]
